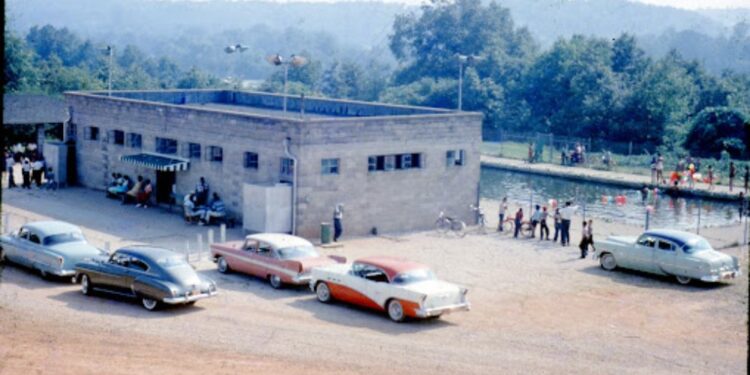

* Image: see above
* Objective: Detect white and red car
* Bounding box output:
[210,233,345,289]
[310,256,470,322]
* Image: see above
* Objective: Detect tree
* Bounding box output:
[684,107,749,159]
[177,67,218,89]
[4,28,38,93]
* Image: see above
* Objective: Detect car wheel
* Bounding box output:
[387,299,405,322]
[80,274,94,296]
[269,275,283,289]
[315,282,332,303]
[141,297,159,311]
[675,275,692,285]
[216,256,230,274]
[600,253,617,271]
[39,269,48,279]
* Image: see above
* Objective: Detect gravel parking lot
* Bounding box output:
[1,188,747,374]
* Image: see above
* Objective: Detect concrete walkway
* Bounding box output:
[481,155,745,202]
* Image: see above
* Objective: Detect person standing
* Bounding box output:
[559,201,578,246]
[123,175,143,205]
[195,177,210,206]
[707,166,714,191]
[497,197,508,232]
[44,167,57,190]
[744,165,749,194]
[530,205,541,238]
[553,208,562,242]
[333,204,344,242]
[5,153,16,188]
[687,162,696,188]
[31,158,44,187]
[539,206,550,240]
[729,162,736,192]
[655,153,664,185]
[579,221,590,259]
[513,208,523,239]
[21,158,32,189]
[739,192,746,218]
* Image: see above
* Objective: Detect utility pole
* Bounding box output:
[107,45,114,97]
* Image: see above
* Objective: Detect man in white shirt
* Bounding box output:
[559,201,578,246]
[497,197,508,232]
[31,159,44,188]
[5,153,16,188]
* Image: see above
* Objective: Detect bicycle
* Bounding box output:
[469,204,487,234]
[499,218,533,237]
[435,211,466,237]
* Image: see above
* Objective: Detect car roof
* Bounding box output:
[354,256,429,280]
[23,221,82,237]
[116,246,179,262]
[643,229,705,248]
[246,233,312,248]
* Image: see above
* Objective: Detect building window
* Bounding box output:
[368,153,422,172]
[127,133,142,148]
[280,157,294,181]
[155,137,178,155]
[207,146,223,162]
[183,142,201,159]
[446,150,465,166]
[84,126,99,141]
[244,152,259,170]
[321,158,339,175]
[110,130,124,145]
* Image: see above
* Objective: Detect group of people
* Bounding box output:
[664,156,749,194]
[183,177,225,226]
[561,143,586,166]
[107,173,153,208]
[499,197,593,258]
[4,151,57,190]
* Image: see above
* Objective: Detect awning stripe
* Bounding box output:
[120,153,190,172]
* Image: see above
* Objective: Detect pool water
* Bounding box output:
[480,168,742,230]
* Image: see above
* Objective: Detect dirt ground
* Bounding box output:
[0,187,747,374]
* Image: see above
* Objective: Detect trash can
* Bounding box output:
[321,222,332,244]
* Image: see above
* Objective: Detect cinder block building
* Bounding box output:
[64,89,482,238]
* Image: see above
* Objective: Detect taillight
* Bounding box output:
[298,263,303,273]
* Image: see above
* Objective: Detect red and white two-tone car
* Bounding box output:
[210,233,345,289]
[309,256,470,322]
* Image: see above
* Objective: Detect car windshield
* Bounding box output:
[43,232,86,246]
[391,268,436,285]
[277,245,319,260]
[683,238,712,254]
[157,255,196,280]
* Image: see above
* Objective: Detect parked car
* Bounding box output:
[309,256,470,322]
[596,229,741,285]
[0,221,106,281]
[75,246,218,311]
[210,233,345,289]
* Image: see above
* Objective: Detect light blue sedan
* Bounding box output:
[0,221,106,281]
[596,229,741,285]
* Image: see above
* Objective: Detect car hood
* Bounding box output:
[400,279,462,295]
[50,242,105,259]
[297,256,345,273]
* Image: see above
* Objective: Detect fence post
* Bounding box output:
[1,213,7,234]
[628,141,633,157]
[197,234,203,261]
[645,210,650,230]
[220,224,226,243]
[208,229,214,246]
[696,200,702,235]
[104,241,110,253]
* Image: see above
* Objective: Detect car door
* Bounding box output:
[98,253,136,295]
[347,264,389,310]
[25,230,47,270]
[124,256,156,298]
[254,241,278,278]
[238,239,264,276]
[654,239,679,276]
[6,227,32,266]
[629,235,658,274]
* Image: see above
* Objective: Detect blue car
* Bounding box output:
[0,221,106,281]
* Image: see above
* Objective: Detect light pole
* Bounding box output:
[266,54,308,113]
[224,44,248,89]
[106,45,114,96]
[456,54,480,111]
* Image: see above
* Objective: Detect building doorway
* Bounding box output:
[156,170,176,204]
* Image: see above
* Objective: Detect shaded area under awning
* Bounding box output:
[120,153,190,172]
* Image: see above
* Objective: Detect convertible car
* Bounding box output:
[75,246,218,311]
[210,233,345,289]
[309,256,470,322]
[596,229,741,285]
[0,221,105,281]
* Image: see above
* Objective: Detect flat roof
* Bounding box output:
[65,89,481,123]
[3,94,68,124]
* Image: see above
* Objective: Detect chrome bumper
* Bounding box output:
[292,274,312,285]
[163,290,218,304]
[415,302,471,318]
[56,269,77,277]
[701,270,741,282]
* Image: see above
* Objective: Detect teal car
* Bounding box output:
[596,229,741,285]
[0,221,106,281]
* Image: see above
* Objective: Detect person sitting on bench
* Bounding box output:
[122,175,143,205]
[136,179,153,208]
[108,175,130,197]
[183,193,205,223]
[200,193,225,226]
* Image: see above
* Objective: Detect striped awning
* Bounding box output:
[120,153,190,172]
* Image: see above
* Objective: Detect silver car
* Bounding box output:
[596,229,741,285]
[0,221,106,281]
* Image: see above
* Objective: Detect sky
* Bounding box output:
[632,0,750,9]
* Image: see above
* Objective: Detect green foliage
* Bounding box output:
[684,107,749,159]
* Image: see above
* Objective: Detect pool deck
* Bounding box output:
[481,155,745,202]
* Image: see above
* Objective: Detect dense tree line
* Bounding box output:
[4,24,218,95]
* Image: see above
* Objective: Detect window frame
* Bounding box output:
[155,137,178,155]
[84,126,100,141]
[126,133,142,149]
[111,130,125,146]
[206,146,223,163]
[244,152,259,170]
[446,149,465,166]
[321,158,340,175]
